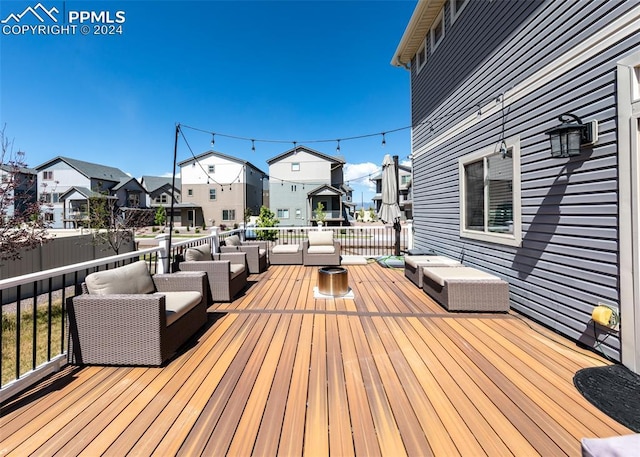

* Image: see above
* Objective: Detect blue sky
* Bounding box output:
[1,0,416,206]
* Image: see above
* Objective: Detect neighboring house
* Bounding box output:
[141,175,182,226]
[178,151,267,228]
[267,145,347,226]
[392,0,640,372]
[372,162,413,220]
[0,163,38,219]
[35,156,150,228]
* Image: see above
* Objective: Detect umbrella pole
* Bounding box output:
[394,155,401,256]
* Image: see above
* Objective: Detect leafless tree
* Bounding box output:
[88,194,153,254]
[0,125,51,261]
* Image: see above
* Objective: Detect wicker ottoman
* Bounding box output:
[269,244,303,265]
[404,255,462,288]
[422,266,509,312]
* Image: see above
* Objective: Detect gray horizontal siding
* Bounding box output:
[409,0,639,361]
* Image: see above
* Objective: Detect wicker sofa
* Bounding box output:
[404,255,462,288]
[422,266,509,312]
[179,243,248,302]
[67,261,208,366]
[302,231,341,266]
[220,234,269,274]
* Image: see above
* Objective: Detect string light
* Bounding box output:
[179,88,512,161]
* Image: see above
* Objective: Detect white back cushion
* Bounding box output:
[85,261,155,295]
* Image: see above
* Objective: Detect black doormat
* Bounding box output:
[573,364,640,432]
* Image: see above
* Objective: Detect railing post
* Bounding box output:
[406,220,414,252]
[211,226,220,253]
[156,233,170,274]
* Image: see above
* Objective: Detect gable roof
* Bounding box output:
[391,0,448,68]
[112,176,145,192]
[177,150,266,176]
[266,145,345,166]
[58,186,116,200]
[36,156,130,182]
[141,175,181,193]
[307,184,344,197]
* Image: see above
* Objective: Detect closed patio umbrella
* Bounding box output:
[378,154,402,255]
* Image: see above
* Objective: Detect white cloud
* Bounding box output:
[344,162,380,192]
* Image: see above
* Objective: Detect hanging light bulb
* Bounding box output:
[336,139,341,154]
[251,139,256,152]
[210,133,215,147]
[381,133,386,147]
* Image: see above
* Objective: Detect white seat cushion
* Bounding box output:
[307,245,336,254]
[405,255,461,268]
[161,291,202,325]
[229,263,246,279]
[272,244,300,254]
[423,266,501,287]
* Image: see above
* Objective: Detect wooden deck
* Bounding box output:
[0,263,632,456]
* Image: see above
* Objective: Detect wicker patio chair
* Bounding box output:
[302,231,341,266]
[179,243,248,302]
[67,261,208,366]
[220,234,269,274]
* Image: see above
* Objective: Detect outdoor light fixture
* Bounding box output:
[545,113,598,158]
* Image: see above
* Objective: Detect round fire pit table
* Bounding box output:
[317,266,349,297]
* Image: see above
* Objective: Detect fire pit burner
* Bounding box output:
[317,266,349,297]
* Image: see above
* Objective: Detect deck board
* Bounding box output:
[1,263,633,457]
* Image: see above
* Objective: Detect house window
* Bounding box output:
[44,212,54,222]
[459,136,521,246]
[295,208,302,219]
[450,0,469,23]
[155,194,168,204]
[291,185,297,192]
[416,40,427,71]
[291,162,300,171]
[43,171,54,180]
[208,165,215,174]
[222,209,235,221]
[187,189,193,196]
[209,188,216,200]
[128,193,140,207]
[401,175,411,186]
[277,209,289,219]
[430,9,445,51]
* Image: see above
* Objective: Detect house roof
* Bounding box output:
[178,150,266,176]
[391,0,448,68]
[266,145,345,166]
[0,163,36,175]
[58,186,116,200]
[141,176,181,193]
[35,156,130,182]
[307,184,344,197]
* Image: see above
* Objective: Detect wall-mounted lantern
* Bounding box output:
[544,113,598,158]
